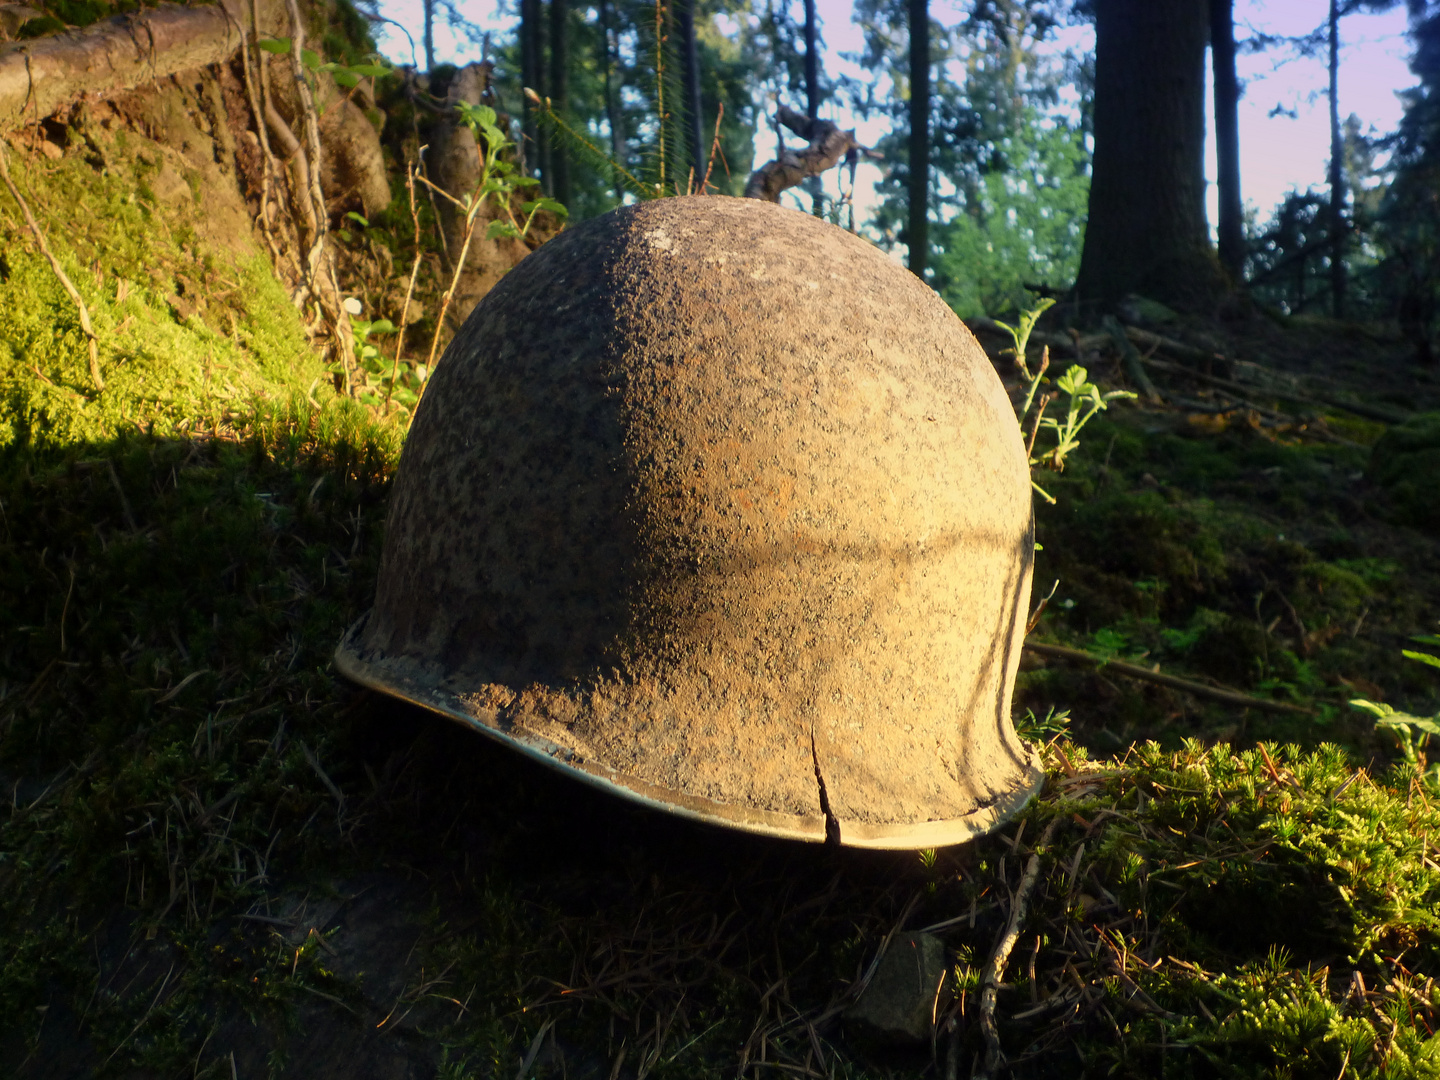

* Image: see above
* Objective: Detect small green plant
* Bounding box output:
[417,101,567,376]
[995,297,1056,421]
[996,299,1135,503]
[1015,705,1071,742]
[1405,633,1440,671]
[340,306,427,411]
[257,38,394,102]
[1351,634,1440,782]
[1029,365,1134,474]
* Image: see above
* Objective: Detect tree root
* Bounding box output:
[974,817,1060,1080]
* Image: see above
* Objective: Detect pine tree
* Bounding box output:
[1379,2,1440,363]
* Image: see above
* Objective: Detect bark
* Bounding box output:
[907,0,929,280]
[677,0,703,185]
[1210,0,1245,283]
[422,0,434,71]
[0,1,259,131]
[743,105,859,202]
[1327,0,1346,318]
[803,0,822,214]
[547,0,569,205]
[599,0,625,203]
[1074,0,1227,313]
[804,0,819,122]
[519,0,545,184]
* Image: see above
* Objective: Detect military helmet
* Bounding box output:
[336,196,1042,848]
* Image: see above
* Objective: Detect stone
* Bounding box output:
[844,932,948,1045]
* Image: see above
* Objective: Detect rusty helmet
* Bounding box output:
[336,196,1042,848]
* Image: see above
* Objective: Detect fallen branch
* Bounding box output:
[1103,316,1160,403]
[0,136,103,390]
[1022,641,1315,715]
[1121,325,1227,372]
[1129,331,1409,425]
[974,817,1060,1080]
[744,106,865,203]
[0,2,251,131]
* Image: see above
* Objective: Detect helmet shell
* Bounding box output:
[337,196,1041,848]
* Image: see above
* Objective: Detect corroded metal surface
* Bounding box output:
[336,196,1042,848]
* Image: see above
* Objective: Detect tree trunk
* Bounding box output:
[907,0,930,280]
[1074,0,1226,313]
[422,0,435,71]
[1327,0,1346,319]
[599,0,627,203]
[1210,0,1244,283]
[676,0,704,187]
[548,0,570,205]
[804,0,822,214]
[519,0,543,180]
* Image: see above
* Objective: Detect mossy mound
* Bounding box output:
[1369,411,1440,530]
[0,137,326,446]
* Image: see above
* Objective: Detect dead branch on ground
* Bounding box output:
[974,817,1060,1080]
[1022,641,1315,715]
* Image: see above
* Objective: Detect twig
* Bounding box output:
[300,740,345,821]
[1103,316,1159,403]
[1024,580,1059,637]
[0,138,103,391]
[975,818,1059,1080]
[1022,641,1315,715]
[424,181,480,372]
[106,458,138,532]
[1138,351,1405,426]
[1025,392,1052,460]
[385,159,424,413]
[700,102,725,193]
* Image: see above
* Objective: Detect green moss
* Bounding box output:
[17,14,66,36]
[46,0,110,25]
[1369,411,1440,530]
[0,148,325,447]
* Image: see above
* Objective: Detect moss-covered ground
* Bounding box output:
[6,118,1440,1077]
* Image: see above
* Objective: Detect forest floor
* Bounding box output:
[4,152,1440,1076]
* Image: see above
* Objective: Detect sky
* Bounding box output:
[367,0,1419,233]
